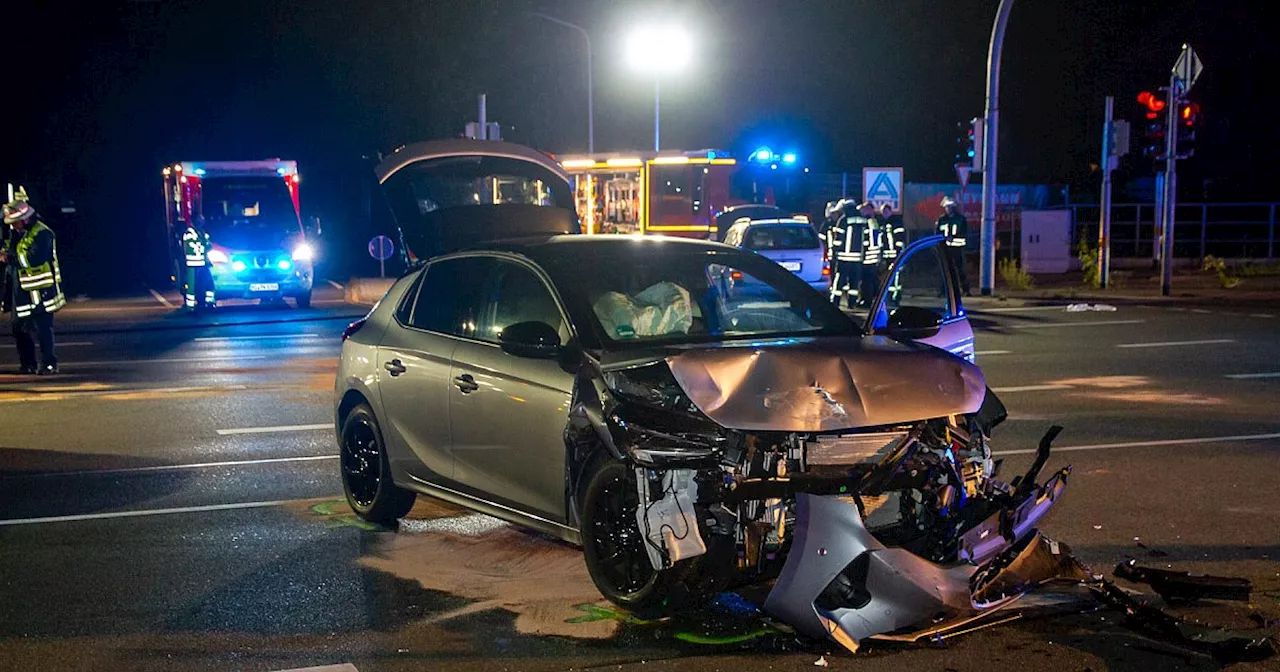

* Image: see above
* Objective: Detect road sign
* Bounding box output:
[863,167,903,212]
[1172,44,1203,91]
[369,234,394,278]
[955,163,972,190]
[368,235,395,261]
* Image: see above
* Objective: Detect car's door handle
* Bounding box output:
[384,359,406,377]
[454,373,479,393]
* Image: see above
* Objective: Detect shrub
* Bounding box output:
[997,258,1034,290]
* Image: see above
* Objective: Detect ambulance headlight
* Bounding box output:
[291,243,314,262]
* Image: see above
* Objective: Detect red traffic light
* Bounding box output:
[1179,101,1200,127]
[1137,91,1166,113]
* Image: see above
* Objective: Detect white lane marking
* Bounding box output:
[1190,309,1212,314]
[0,498,333,527]
[990,384,1073,393]
[992,432,1280,456]
[975,350,1013,356]
[971,305,1073,313]
[1225,372,1280,380]
[1116,338,1235,349]
[193,334,321,342]
[148,288,174,308]
[5,455,339,479]
[271,664,359,672]
[1252,313,1275,318]
[60,305,168,313]
[70,355,268,367]
[1009,319,1144,329]
[6,341,92,347]
[327,280,345,290]
[216,423,331,436]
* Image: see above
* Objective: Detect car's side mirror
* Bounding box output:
[883,305,943,340]
[499,321,562,358]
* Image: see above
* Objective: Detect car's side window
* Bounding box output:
[882,245,955,320]
[408,256,496,339]
[487,260,570,344]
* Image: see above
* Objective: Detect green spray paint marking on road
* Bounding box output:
[673,628,779,645]
[310,500,381,530]
[566,602,782,646]
[566,602,651,625]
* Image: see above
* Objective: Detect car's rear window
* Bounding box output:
[744,225,820,251]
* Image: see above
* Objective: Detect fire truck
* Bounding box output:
[162,159,315,308]
[557,147,811,240]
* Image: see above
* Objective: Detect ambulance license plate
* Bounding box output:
[780,261,802,271]
[249,283,279,292]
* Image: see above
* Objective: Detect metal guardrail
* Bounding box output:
[1061,202,1278,260]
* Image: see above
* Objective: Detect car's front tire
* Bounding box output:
[340,403,415,525]
[580,460,720,616]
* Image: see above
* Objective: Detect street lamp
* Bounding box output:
[625,25,692,152]
[528,12,594,154]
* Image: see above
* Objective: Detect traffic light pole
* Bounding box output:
[1097,95,1114,289]
[1160,77,1182,297]
[979,0,1014,297]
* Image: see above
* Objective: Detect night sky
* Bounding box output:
[6,0,1273,290]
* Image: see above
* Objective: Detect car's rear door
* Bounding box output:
[864,235,975,362]
[447,255,576,523]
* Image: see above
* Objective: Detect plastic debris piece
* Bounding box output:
[1115,559,1252,603]
[1094,525,1103,530]
[1066,303,1118,312]
[814,655,830,667]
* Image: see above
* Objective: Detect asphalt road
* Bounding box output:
[2,289,1278,672]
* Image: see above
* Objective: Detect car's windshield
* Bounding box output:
[543,245,854,347]
[200,177,299,234]
[744,225,820,251]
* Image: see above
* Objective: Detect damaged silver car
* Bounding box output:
[334,140,1072,652]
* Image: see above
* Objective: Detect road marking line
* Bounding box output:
[975,350,1013,356]
[992,432,1280,456]
[1009,319,1144,329]
[0,384,250,404]
[1225,372,1280,380]
[990,384,1073,393]
[3,455,338,480]
[327,280,344,290]
[972,305,1072,313]
[61,305,168,313]
[216,423,331,436]
[148,288,174,308]
[271,664,359,672]
[1116,338,1235,349]
[1252,314,1275,318]
[71,355,269,367]
[0,498,331,527]
[1190,309,1212,314]
[193,334,321,342]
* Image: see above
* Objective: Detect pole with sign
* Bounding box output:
[369,235,395,278]
[1160,43,1203,296]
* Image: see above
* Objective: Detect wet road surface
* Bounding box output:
[2,291,1278,671]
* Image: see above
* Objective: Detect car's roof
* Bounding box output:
[732,218,812,228]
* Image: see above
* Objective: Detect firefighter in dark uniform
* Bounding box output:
[1,194,64,375]
[935,196,970,295]
[853,201,882,308]
[181,217,216,312]
[878,202,905,265]
[825,200,861,309]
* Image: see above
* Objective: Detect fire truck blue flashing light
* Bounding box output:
[782,152,797,164]
[753,147,773,162]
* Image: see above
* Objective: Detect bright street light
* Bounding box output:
[625,25,693,151]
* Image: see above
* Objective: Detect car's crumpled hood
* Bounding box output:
[663,336,986,432]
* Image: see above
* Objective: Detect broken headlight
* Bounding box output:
[604,363,727,465]
[602,362,701,416]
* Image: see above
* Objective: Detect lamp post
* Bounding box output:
[528,12,594,154]
[625,25,692,152]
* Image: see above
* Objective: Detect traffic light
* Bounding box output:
[1176,100,1200,158]
[1137,90,1167,160]
[953,117,984,170]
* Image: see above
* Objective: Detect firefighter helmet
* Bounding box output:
[3,199,34,225]
[940,196,958,209]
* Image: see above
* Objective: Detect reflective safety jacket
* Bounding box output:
[8,220,64,318]
[937,213,968,248]
[856,216,883,266]
[878,215,906,259]
[182,225,210,267]
[828,216,863,263]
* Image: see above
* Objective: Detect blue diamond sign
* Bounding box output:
[862,167,903,213]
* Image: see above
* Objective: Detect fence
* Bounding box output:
[1061,202,1278,260]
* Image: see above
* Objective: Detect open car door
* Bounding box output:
[863,234,975,362]
[375,140,580,263]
